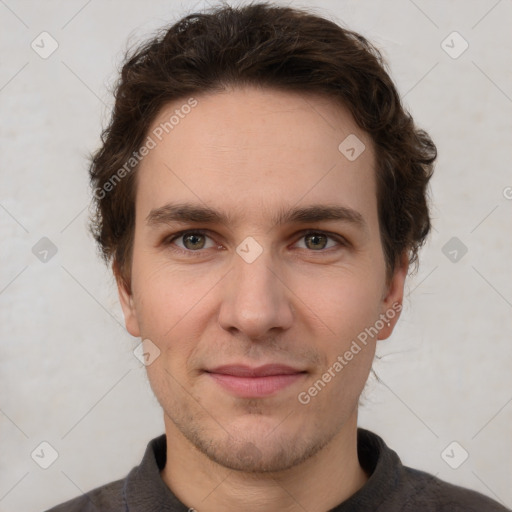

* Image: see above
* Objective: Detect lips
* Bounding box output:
[208,364,303,377]
[205,364,307,398]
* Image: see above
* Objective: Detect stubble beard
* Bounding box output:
[163,395,344,474]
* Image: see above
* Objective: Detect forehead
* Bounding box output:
[135,86,378,231]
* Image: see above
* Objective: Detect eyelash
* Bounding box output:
[163,229,348,257]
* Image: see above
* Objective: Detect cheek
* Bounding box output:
[297,270,384,338]
[304,283,380,404]
[294,270,383,398]
[131,253,202,326]
[130,259,220,364]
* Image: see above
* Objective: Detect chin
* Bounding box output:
[202,437,317,473]
[186,416,333,473]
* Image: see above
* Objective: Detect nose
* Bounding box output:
[218,245,294,340]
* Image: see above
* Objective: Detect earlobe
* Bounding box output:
[113,261,141,338]
[378,253,408,340]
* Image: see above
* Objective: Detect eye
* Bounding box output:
[294,231,344,251]
[166,230,217,253]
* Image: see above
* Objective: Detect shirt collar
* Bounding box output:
[122,428,399,511]
[123,433,188,511]
[330,428,401,511]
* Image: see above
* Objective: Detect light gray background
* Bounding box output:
[1,1,511,511]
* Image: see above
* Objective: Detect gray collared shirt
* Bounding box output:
[44,428,510,511]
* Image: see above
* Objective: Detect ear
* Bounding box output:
[113,260,141,338]
[377,252,408,340]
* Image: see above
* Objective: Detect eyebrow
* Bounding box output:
[146,202,367,231]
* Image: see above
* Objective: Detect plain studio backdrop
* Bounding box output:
[1,1,511,511]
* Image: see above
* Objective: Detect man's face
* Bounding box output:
[118,86,406,472]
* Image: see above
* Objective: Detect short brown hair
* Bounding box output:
[89,1,436,290]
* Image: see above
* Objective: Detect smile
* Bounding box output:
[205,364,307,398]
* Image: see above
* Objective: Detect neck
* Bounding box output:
[160,410,368,512]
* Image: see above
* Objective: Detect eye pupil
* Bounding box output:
[305,233,327,250]
[184,233,205,250]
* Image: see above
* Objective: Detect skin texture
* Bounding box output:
[117,85,408,511]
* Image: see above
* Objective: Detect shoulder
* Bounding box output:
[355,429,510,512]
[43,477,125,512]
[42,433,169,512]
[397,465,510,511]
